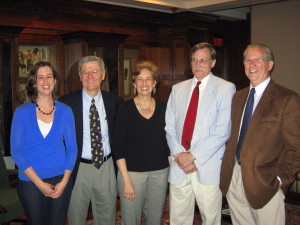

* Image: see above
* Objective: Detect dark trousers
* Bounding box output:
[17,174,73,225]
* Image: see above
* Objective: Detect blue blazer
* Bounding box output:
[165,75,236,185]
[59,90,122,183]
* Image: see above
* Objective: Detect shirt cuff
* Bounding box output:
[277,176,282,184]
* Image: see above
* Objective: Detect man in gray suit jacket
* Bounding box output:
[165,42,236,225]
[59,56,122,225]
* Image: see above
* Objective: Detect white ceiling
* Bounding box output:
[86,0,285,20]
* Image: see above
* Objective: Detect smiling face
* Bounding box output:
[134,69,156,97]
[244,47,274,87]
[79,61,105,97]
[191,47,216,81]
[36,66,56,97]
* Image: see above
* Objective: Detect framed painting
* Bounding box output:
[18,44,55,79]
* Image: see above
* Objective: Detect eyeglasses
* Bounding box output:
[80,70,101,77]
[191,58,211,65]
[244,58,265,64]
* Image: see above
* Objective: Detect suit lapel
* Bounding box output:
[230,88,249,148]
[192,75,217,136]
[74,91,83,155]
[180,79,194,116]
[245,81,274,138]
[101,91,113,142]
[197,75,217,116]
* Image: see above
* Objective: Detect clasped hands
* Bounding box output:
[174,152,198,174]
[38,180,67,199]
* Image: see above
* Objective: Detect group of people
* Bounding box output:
[10,42,300,225]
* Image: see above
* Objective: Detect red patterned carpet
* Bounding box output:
[115,194,300,225]
[9,193,300,225]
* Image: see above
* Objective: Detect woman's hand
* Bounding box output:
[124,179,135,201]
[49,180,67,199]
[50,170,71,199]
[23,167,55,197]
[116,159,135,201]
[37,181,55,197]
[168,156,172,165]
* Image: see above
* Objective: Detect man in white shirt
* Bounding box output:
[220,43,300,225]
[60,56,122,225]
[165,42,236,225]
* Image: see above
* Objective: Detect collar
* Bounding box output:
[82,89,102,104]
[193,73,211,88]
[250,76,270,97]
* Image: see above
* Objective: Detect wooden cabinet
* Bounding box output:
[61,32,127,96]
[0,27,20,155]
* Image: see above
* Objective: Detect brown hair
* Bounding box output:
[131,60,160,84]
[26,61,60,103]
[190,42,216,61]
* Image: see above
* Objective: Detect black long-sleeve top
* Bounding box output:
[112,98,170,172]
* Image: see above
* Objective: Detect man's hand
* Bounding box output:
[174,152,198,174]
[182,163,198,174]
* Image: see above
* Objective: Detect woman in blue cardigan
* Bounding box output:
[10,61,77,225]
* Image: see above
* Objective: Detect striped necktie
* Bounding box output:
[181,81,201,150]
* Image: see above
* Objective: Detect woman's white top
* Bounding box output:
[37,119,53,138]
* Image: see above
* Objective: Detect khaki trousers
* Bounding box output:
[118,167,169,225]
[68,158,117,225]
[169,172,222,225]
[227,162,285,225]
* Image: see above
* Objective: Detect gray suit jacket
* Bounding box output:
[166,75,236,185]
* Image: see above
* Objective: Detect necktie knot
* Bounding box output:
[250,88,256,96]
[91,98,95,105]
[194,81,201,95]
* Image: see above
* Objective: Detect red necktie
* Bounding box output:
[181,81,201,150]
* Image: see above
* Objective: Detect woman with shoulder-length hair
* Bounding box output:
[10,61,77,225]
[112,60,170,225]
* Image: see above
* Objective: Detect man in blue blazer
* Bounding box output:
[59,56,122,225]
[165,42,236,225]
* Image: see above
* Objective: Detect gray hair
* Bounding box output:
[190,42,216,61]
[78,56,106,72]
[243,43,274,62]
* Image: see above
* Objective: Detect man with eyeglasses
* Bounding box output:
[165,42,236,225]
[59,56,122,225]
[220,43,300,225]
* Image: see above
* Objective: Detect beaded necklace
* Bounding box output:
[36,102,55,115]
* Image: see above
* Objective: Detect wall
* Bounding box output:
[251,0,300,94]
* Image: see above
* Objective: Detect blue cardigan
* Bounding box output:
[11,101,77,181]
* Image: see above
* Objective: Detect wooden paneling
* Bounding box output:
[64,41,84,94]
[140,46,172,102]
[140,46,171,75]
[0,0,250,105]
[156,80,171,104]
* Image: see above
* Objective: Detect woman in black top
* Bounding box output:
[112,60,170,225]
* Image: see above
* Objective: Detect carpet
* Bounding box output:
[9,195,300,225]
[115,194,300,225]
